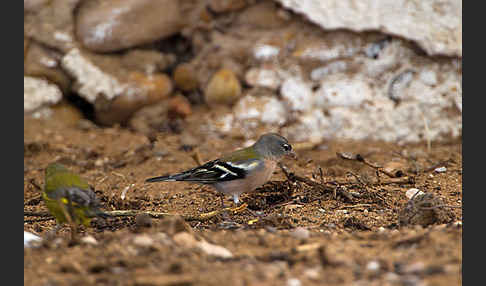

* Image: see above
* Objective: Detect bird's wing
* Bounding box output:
[46,186,100,208]
[168,158,264,183]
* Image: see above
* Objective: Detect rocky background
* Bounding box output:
[24,0,462,144]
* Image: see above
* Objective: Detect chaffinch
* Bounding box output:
[43,163,109,228]
[146,133,296,207]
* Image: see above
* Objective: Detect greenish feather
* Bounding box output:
[220,146,260,163]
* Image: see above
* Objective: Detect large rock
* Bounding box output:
[24,41,72,93]
[61,48,173,125]
[276,0,462,57]
[24,76,63,114]
[206,15,461,143]
[76,0,184,52]
[24,0,79,52]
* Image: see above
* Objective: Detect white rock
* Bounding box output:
[61,48,140,103]
[419,69,438,86]
[211,24,461,144]
[24,76,62,113]
[281,77,314,111]
[293,32,362,61]
[197,240,233,259]
[276,0,462,57]
[282,109,333,142]
[253,44,280,60]
[24,231,42,247]
[314,75,372,108]
[310,61,348,81]
[245,68,282,90]
[406,188,425,200]
[234,95,287,125]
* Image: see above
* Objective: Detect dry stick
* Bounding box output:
[24,195,42,206]
[24,211,52,217]
[24,218,53,223]
[337,152,397,178]
[278,163,352,200]
[28,179,42,191]
[24,203,249,222]
[106,204,248,221]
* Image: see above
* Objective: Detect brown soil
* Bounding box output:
[24,115,462,286]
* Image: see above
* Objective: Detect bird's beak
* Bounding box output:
[287,150,297,160]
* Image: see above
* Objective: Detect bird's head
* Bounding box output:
[254,133,296,160]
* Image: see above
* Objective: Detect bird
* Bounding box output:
[145,133,296,208]
[42,163,109,230]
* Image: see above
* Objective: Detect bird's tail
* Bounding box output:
[145,174,181,183]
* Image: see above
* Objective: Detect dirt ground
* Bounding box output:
[24,114,462,286]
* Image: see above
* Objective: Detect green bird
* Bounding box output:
[42,163,109,228]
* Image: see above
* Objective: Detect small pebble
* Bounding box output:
[173,232,198,248]
[197,240,233,259]
[303,267,321,280]
[405,188,424,199]
[403,262,425,274]
[24,231,42,247]
[80,235,98,245]
[133,234,154,247]
[154,232,172,245]
[286,278,302,286]
[434,166,447,173]
[453,221,462,227]
[290,227,310,240]
[367,260,381,272]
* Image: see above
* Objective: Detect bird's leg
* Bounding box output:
[220,193,226,209]
[219,193,231,220]
[60,196,79,243]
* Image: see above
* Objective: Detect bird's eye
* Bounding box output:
[282,143,291,151]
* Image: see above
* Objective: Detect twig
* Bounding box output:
[24,211,52,217]
[106,210,173,218]
[108,204,249,221]
[24,195,42,206]
[337,152,397,178]
[28,179,42,191]
[24,218,53,223]
[112,171,127,181]
[339,204,372,209]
